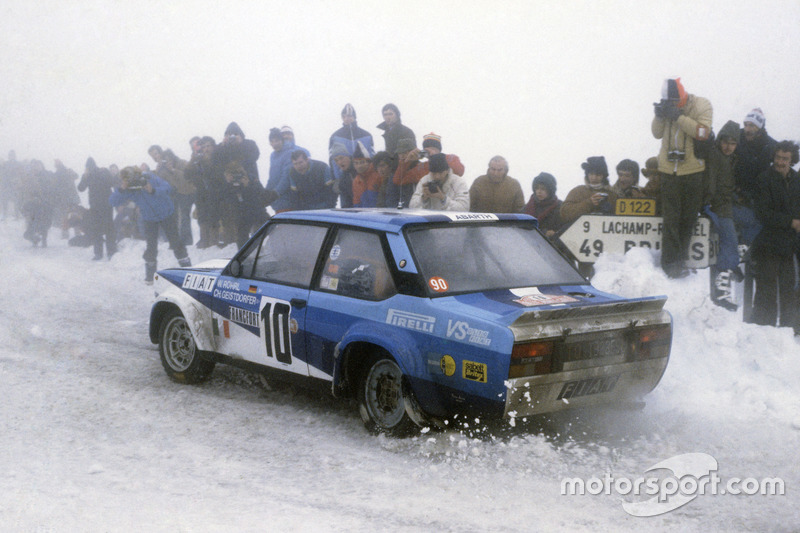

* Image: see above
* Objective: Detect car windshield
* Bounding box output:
[405,221,586,295]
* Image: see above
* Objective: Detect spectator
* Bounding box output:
[184,136,223,248]
[77,157,116,260]
[266,127,295,213]
[651,77,713,278]
[352,142,381,208]
[734,108,777,250]
[330,142,357,207]
[469,156,524,213]
[20,160,54,248]
[703,120,742,310]
[148,145,196,246]
[524,172,562,239]
[639,156,662,213]
[214,122,264,244]
[222,161,274,248]
[750,141,800,332]
[612,159,645,198]
[560,156,617,225]
[391,133,466,203]
[409,153,469,211]
[329,103,375,186]
[372,151,397,208]
[51,159,80,236]
[110,166,191,284]
[280,125,310,158]
[385,138,420,208]
[1,150,23,220]
[289,151,337,211]
[377,103,415,155]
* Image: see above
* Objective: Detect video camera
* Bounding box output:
[653,99,676,119]
[124,176,148,190]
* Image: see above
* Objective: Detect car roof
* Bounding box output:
[272,208,534,233]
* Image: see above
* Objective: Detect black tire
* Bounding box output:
[158,308,215,384]
[357,355,419,437]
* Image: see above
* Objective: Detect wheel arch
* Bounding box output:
[149,297,216,352]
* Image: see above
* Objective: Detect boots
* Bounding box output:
[711,269,737,311]
[178,256,192,268]
[145,261,157,285]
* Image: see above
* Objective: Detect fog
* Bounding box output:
[2,0,799,193]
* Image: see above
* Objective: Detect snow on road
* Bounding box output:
[1,219,798,532]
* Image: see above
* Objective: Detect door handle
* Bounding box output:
[290,298,307,309]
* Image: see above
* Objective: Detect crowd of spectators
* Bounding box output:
[1,86,798,329]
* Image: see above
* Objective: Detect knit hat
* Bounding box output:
[532,172,557,196]
[581,156,609,178]
[395,138,416,153]
[422,132,442,151]
[428,153,449,173]
[341,103,356,119]
[743,108,765,130]
[641,156,659,179]
[280,125,293,135]
[330,142,349,158]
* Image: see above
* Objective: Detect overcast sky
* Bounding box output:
[2,0,799,193]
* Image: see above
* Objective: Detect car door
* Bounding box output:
[211,221,329,377]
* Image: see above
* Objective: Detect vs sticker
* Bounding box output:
[428,277,449,293]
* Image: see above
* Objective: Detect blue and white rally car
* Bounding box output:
[150,209,672,435]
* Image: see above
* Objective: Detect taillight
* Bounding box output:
[509,341,554,378]
[634,324,672,360]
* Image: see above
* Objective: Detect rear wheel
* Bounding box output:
[358,356,419,436]
[158,308,214,383]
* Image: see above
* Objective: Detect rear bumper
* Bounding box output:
[504,357,668,417]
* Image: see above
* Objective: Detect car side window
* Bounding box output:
[248,223,328,287]
[318,229,397,300]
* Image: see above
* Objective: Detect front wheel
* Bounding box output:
[158,308,215,384]
[358,356,419,436]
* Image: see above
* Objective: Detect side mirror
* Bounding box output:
[229,260,241,277]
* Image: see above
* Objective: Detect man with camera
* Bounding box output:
[408,153,469,211]
[651,77,713,278]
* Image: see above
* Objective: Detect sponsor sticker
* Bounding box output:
[444,213,499,222]
[229,306,259,328]
[386,309,436,333]
[182,273,216,292]
[557,375,620,400]
[330,245,341,261]
[462,360,487,383]
[510,287,578,307]
[248,285,258,294]
[320,275,339,291]
[446,319,491,346]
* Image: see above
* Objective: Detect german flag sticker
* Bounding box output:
[248,286,257,293]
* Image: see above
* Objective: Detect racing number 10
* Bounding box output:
[260,299,292,364]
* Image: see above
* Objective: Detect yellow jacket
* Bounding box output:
[651,94,713,176]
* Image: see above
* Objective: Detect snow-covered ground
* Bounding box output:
[1,217,798,532]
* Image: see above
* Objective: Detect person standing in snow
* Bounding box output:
[288,151,337,210]
[110,166,191,284]
[651,77,713,278]
[703,120,743,311]
[329,103,374,187]
[524,172,563,240]
[409,153,470,211]
[560,156,617,226]
[77,157,116,260]
[469,155,525,213]
[148,145,196,246]
[377,103,415,156]
[750,141,800,333]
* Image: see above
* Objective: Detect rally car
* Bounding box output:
[150,209,672,435]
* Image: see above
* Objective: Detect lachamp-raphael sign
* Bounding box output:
[558,214,718,268]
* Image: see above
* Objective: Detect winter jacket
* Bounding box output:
[109,173,175,222]
[393,153,465,187]
[267,143,309,211]
[78,161,114,214]
[752,166,800,258]
[524,195,563,236]
[377,121,416,155]
[469,174,525,213]
[214,137,261,187]
[652,94,713,176]
[704,120,740,219]
[409,170,470,211]
[353,165,382,207]
[289,159,337,210]
[329,122,374,182]
[734,129,777,204]
[560,184,617,225]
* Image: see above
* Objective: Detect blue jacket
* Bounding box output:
[110,173,175,222]
[268,141,310,211]
[329,123,374,182]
